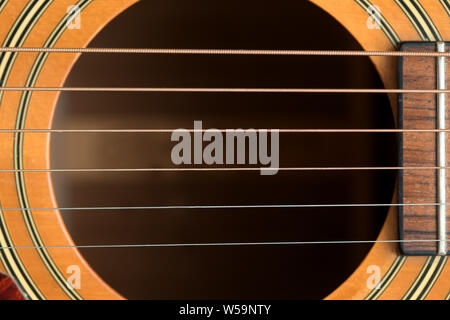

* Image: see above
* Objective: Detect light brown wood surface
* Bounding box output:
[0,0,448,300]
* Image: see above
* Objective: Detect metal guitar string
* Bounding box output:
[0,87,449,93]
[0,166,448,172]
[0,47,449,56]
[0,239,443,251]
[0,202,448,211]
[1,128,450,133]
[0,47,447,250]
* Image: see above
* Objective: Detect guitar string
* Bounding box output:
[0,87,449,94]
[0,47,449,57]
[0,166,447,172]
[0,129,449,133]
[0,239,443,251]
[2,48,446,93]
[0,203,442,248]
[0,47,444,250]
[0,202,448,211]
[0,87,440,172]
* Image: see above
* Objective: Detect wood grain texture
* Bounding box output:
[0,273,25,300]
[399,42,450,255]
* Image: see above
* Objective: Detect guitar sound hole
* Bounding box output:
[51,0,396,299]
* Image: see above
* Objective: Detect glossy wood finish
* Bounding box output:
[0,273,25,300]
[0,0,137,300]
[0,0,448,300]
[399,42,450,255]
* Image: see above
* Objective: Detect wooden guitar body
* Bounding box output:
[0,0,448,300]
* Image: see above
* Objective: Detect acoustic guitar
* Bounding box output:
[0,0,448,300]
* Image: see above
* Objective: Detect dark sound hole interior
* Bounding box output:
[51,0,396,299]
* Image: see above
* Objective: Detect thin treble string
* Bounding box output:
[0,166,447,173]
[0,239,442,250]
[0,202,448,212]
[0,47,449,57]
[0,87,449,93]
[1,128,450,133]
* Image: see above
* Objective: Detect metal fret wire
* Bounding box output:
[0,47,445,249]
